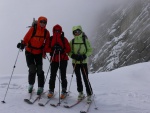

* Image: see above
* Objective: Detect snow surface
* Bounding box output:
[1,62,150,113]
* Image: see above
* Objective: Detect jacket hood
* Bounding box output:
[38,16,47,23]
[37,16,47,28]
[53,24,62,33]
[72,25,83,32]
[72,25,83,37]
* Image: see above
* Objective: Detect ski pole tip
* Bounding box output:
[1,101,6,103]
[95,107,98,110]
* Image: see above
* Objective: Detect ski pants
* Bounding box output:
[73,63,93,96]
[25,51,45,87]
[49,60,68,92]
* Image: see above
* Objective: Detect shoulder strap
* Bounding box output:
[82,36,87,53]
[28,27,48,49]
[71,36,87,53]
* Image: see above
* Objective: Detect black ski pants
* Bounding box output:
[73,63,93,96]
[49,60,68,92]
[25,51,45,87]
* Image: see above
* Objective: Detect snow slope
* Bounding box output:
[0,62,150,113]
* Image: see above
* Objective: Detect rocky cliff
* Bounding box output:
[90,0,150,73]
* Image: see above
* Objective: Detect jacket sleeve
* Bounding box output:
[64,37,71,53]
[85,39,92,57]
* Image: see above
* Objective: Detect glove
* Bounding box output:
[71,54,81,61]
[81,54,87,60]
[50,52,54,56]
[17,41,25,51]
[52,44,64,54]
[71,54,87,61]
[71,54,77,60]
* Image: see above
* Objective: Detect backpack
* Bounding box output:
[49,31,65,50]
[28,18,48,49]
[72,32,88,53]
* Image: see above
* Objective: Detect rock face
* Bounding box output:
[90,0,150,73]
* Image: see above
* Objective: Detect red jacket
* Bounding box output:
[23,16,50,54]
[45,24,71,62]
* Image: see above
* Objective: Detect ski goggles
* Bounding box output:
[73,29,82,35]
[40,20,47,24]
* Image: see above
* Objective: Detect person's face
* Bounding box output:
[40,20,47,27]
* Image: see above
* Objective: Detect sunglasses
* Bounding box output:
[73,29,82,35]
[40,20,47,24]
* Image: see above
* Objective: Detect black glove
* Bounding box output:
[81,54,87,60]
[71,54,87,61]
[50,52,54,56]
[17,41,25,51]
[52,44,64,54]
[71,54,78,60]
[71,54,81,61]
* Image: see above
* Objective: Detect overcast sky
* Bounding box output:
[0,0,126,75]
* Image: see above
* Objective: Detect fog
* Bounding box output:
[0,0,126,75]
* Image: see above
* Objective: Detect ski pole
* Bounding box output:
[44,54,51,84]
[58,51,61,106]
[67,60,77,93]
[1,49,21,103]
[64,60,77,104]
[46,51,62,84]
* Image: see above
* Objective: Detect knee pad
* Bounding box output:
[29,64,36,74]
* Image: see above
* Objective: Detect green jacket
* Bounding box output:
[69,25,92,64]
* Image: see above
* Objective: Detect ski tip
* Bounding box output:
[95,107,98,110]
[50,104,57,107]
[24,99,33,104]
[64,105,70,108]
[24,99,29,102]
[38,103,44,106]
[1,101,5,103]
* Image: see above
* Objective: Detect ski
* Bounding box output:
[24,89,35,103]
[50,92,70,107]
[38,92,57,106]
[24,91,47,104]
[64,97,85,108]
[80,102,92,113]
[50,99,63,107]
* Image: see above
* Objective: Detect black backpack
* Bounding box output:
[27,18,48,49]
[72,32,88,53]
[30,18,47,39]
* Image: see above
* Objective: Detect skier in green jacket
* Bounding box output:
[69,25,93,103]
